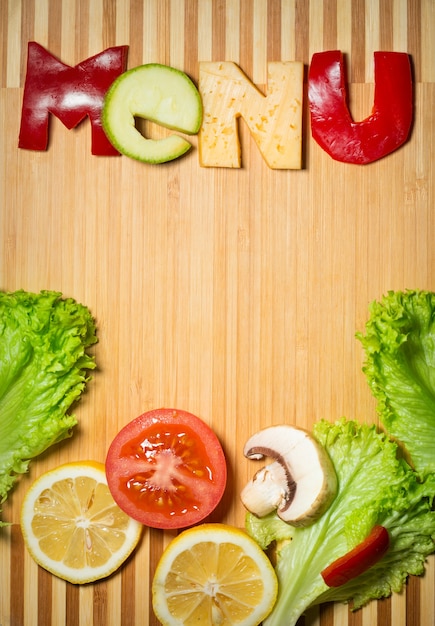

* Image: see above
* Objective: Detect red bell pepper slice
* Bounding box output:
[321,525,390,587]
[308,51,413,164]
[18,42,129,156]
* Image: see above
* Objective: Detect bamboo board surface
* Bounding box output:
[1,1,435,625]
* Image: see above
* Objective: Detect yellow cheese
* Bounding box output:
[198,61,303,169]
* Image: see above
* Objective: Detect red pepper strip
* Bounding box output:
[308,51,413,164]
[321,525,390,587]
[18,42,129,156]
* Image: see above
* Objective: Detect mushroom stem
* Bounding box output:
[241,462,295,517]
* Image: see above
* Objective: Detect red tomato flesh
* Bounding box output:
[321,525,390,587]
[105,408,227,529]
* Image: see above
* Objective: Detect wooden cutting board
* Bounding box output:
[1,1,435,625]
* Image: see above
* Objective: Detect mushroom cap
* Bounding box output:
[243,425,337,526]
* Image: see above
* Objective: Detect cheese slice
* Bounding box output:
[198,61,303,169]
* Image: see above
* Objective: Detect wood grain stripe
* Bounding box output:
[75,0,90,64]
[365,0,379,81]
[169,0,185,69]
[158,0,171,65]
[267,0,282,61]
[320,602,334,626]
[377,596,392,626]
[309,0,324,60]
[0,0,8,84]
[7,0,23,88]
[349,605,362,626]
[252,0,268,83]
[48,0,62,56]
[391,588,407,626]
[323,0,338,50]
[239,0,254,78]
[20,0,34,84]
[120,551,135,626]
[66,582,80,626]
[92,582,108,626]
[78,585,93,626]
[103,0,117,47]
[225,0,240,60]
[281,0,296,61]
[184,0,198,78]
[60,0,76,60]
[423,557,435,622]
[406,575,421,626]
[89,0,104,55]
[38,567,53,626]
[336,0,352,60]
[113,0,128,44]
[407,0,421,82]
[50,577,66,625]
[211,0,225,63]
[379,0,394,50]
[351,0,366,82]
[10,525,24,626]
[142,0,160,64]
[149,528,164,626]
[294,0,309,67]
[421,0,435,81]
[128,0,144,67]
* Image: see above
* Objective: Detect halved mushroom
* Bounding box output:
[241,425,337,526]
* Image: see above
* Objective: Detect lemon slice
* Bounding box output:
[152,523,278,625]
[20,461,142,584]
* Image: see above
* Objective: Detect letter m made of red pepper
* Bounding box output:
[19,42,128,156]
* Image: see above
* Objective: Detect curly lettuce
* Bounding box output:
[0,290,97,521]
[246,419,435,626]
[357,289,435,474]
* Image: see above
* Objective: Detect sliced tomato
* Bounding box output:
[105,408,227,529]
[321,525,390,587]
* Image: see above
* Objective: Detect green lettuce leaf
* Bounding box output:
[356,289,435,474]
[0,290,97,521]
[246,418,435,626]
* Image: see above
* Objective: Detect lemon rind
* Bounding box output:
[20,461,142,585]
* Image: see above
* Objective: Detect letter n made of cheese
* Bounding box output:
[198,62,303,169]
